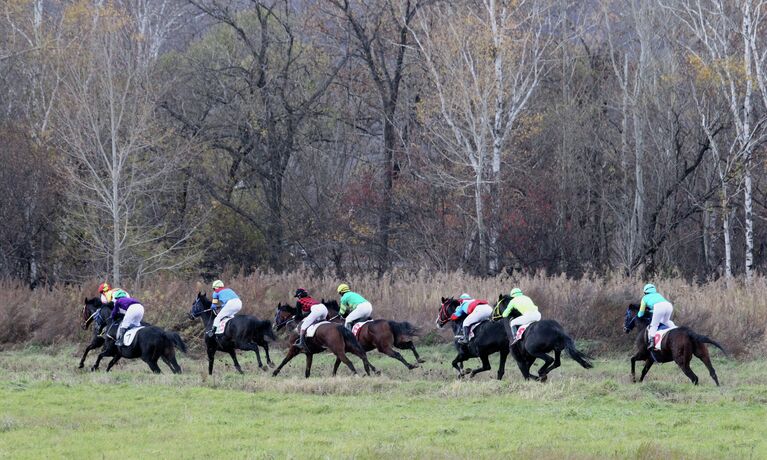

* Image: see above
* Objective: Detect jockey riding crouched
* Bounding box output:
[111,290,144,347]
[639,283,676,350]
[502,288,541,345]
[99,282,128,306]
[209,280,242,337]
[295,288,328,351]
[452,293,492,344]
[337,284,372,331]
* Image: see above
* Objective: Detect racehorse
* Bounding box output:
[496,295,593,382]
[78,297,111,369]
[624,304,726,385]
[317,299,424,369]
[271,303,377,378]
[436,297,510,380]
[189,292,276,374]
[91,321,187,374]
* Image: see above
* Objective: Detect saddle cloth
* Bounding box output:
[467,320,488,340]
[306,321,331,337]
[515,321,538,342]
[652,325,677,351]
[216,316,233,335]
[352,320,375,339]
[123,326,145,347]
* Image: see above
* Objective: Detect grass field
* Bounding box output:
[1,344,765,459]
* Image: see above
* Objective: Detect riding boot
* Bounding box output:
[206,326,216,338]
[116,327,126,347]
[458,325,470,344]
[510,325,520,345]
[647,333,654,350]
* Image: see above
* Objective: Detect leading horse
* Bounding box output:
[624,303,726,385]
[78,297,111,369]
[91,321,187,374]
[189,292,276,374]
[272,303,377,378]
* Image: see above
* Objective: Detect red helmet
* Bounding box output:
[98,282,110,293]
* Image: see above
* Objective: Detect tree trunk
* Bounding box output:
[378,108,396,275]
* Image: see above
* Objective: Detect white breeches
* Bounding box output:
[464,304,493,328]
[119,304,144,330]
[301,304,328,332]
[509,310,542,328]
[345,301,373,327]
[213,298,242,329]
[648,301,675,338]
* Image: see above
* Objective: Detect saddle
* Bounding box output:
[216,316,234,335]
[352,320,375,339]
[651,324,676,351]
[123,326,145,347]
[306,321,331,337]
[514,320,538,342]
[467,319,489,341]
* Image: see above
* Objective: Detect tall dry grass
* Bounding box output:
[1,271,764,356]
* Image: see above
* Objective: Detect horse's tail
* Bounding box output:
[166,331,187,354]
[340,326,366,355]
[388,321,420,341]
[686,329,728,357]
[564,336,593,369]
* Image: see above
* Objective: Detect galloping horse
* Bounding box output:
[189,292,276,374]
[436,297,510,379]
[496,295,593,382]
[272,303,377,378]
[78,297,111,369]
[91,322,187,374]
[317,299,424,369]
[624,304,726,385]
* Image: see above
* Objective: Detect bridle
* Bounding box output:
[273,307,297,331]
[189,296,217,319]
[436,299,454,327]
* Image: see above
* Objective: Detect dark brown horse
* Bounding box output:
[271,303,377,378]
[78,297,110,369]
[319,299,424,369]
[624,304,726,385]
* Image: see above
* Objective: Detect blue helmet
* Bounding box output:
[459,293,471,300]
[643,284,657,295]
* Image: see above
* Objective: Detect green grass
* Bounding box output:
[0,345,765,459]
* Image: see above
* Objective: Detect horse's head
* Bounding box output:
[436,297,459,328]
[495,294,511,318]
[188,292,212,320]
[273,303,298,331]
[323,299,340,314]
[81,297,104,330]
[623,303,643,333]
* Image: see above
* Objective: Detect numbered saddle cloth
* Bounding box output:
[652,325,677,351]
[515,321,538,342]
[306,321,331,337]
[123,326,145,347]
[352,320,375,339]
[467,320,489,341]
[216,316,234,335]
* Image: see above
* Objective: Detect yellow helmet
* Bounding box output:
[337,283,350,294]
[212,280,224,289]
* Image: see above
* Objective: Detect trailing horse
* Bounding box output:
[272,303,377,378]
[189,292,276,374]
[78,297,111,369]
[91,321,187,374]
[496,295,593,382]
[436,297,510,379]
[319,299,424,369]
[624,304,726,385]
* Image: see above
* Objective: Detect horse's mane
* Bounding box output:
[322,299,340,313]
[277,302,298,314]
[627,303,640,312]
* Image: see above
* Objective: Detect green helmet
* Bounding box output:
[643,284,657,294]
[510,287,523,298]
[459,293,471,300]
[112,289,128,300]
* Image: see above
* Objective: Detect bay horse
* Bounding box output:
[436,297,510,379]
[624,304,726,385]
[496,295,593,382]
[78,297,111,369]
[271,303,377,378]
[189,292,276,374]
[91,321,187,374]
[317,299,424,369]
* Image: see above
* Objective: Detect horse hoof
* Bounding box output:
[78,363,84,369]
[539,375,548,383]
[408,364,418,370]
[417,359,426,364]
[268,362,275,368]
[271,371,279,377]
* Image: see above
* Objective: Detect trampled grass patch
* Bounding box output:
[0,346,765,459]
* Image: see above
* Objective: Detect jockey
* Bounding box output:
[209,280,242,337]
[294,288,328,351]
[99,282,128,306]
[111,289,144,347]
[337,284,373,331]
[451,293,492,344]
[639,283,676,349]
[502,287,542,345]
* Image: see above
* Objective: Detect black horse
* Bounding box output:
[436,297,510,379]
[496,295,593,382]
[91,320,187,374]
[78,297,111,369]
[189,292,276,374]
[624,304,726,385]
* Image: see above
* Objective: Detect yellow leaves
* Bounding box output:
[687,52,753,89]
[62,0,131,36]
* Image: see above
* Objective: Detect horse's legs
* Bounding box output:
[272,346,300,377]
[145,359,163,374]
[78,337,104,369]
[206,346,217,375]
[165,353,182,374]
[91,349,111,371]
[407,342,426,364]
[350,346,376,376]
[469,353,492,378]
[332,358,342,376]
[105,355,121,372]
[693,345,720,386]
[630,353,641,383]
[548,349,562,374]
[639,359,654,382]
[263,343,275,367]
[304,353,313,378]
[674,352,699,385]
[452,354,466,378]
[380,345,417,370]
[227,350,244,374]
[497,347,509,380]
[531,351,555,379]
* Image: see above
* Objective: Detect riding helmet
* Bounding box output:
[112,289,128,300]
[294,288,308,298]
[510,287,523,298]
[643,283,656,294]
[99,282,110,293]
[212,280,224,289]
[337,283,350,294]
[459,293,471,300]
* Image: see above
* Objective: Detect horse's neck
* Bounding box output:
[201,310,215,327]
